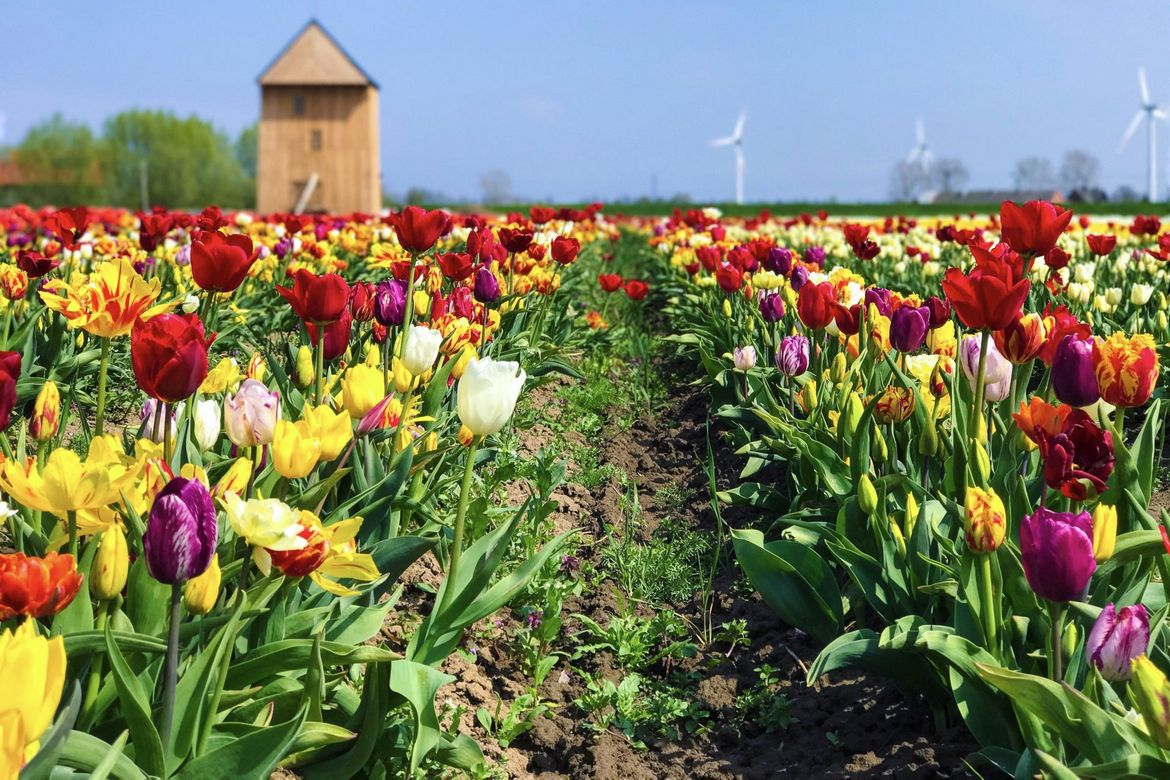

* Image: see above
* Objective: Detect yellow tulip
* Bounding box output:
[450,345,477,380]
[1131,655,1170,749]
[392,357,417,394]
[1092,503,1118,563]
[0,439,127,519]
[963,486,1005,553]
[38,259,169,338]
[271,419,321,478]
[0,621,66,752]
[90,523,129,601]
[184,555,221,615]
[341,364,383,419]
[199,357,241,395]
[294,345,315,390]
[0,710,24,779]
[301,404,353,461]
[30,381,60,442]
[213,457,253,500]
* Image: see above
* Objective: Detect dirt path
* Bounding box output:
[389,359,975,778]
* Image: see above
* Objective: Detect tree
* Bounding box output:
[889,160,929,201]
[1059,150,1100,194]
[11,114,102,205]
[1012,157,1055,191]
[100,110,251,209]
[931,158,969,195]
[235,123,258,181]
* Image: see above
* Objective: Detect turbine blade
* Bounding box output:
[733,110,746,141]
[1154,108,1169,121]
[915,118,925,145]
[1140,66,1151,105]
[709,136,734,147]
[1120,111,1145,150]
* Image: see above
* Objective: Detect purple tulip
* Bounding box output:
[890,306,930,353]
[273,237,292,259]
[144,477,218,584]
[960,335,1012,402]
[759,292,786,323]
[790,266,809,291]
[802,246,825,266]
[764,247,792,275]
[864,288,893,318]
[1052,334,1100,407]
[1087,603,1149,680]
[373,279,408,326]
[776,335,810,376]
[474,266,501,303]
[1020,507,1096,602]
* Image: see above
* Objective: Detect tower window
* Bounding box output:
[309,129,322,151]
[292,94,306,116]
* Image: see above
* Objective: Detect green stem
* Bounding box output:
[67,510,78,559]
[81,599,110,723]
[314,327,325,407]
[972,330,990,458]
[978,552,998,655]
[163,402,174,465]
[439,437,479,613]
[1049,600,1066,683]
[95,337,111,433]
[400,254,418,359]
[160,582,182,747]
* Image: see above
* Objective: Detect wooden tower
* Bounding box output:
[257,21,381,215]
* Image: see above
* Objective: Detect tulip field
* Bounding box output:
[2,200,1170,778]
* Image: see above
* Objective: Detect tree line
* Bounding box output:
[0,111,257,209]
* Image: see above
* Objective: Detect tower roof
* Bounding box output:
[258,20,378,89]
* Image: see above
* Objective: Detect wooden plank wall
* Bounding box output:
[257,84,381,214]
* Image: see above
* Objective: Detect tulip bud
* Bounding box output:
[184,554,221,615]
[193,399,221,451]
[858,474,879,516]
[1062,620,1079,663]
[213,457,253,499]
[294,345,314,389]
[830,353,847,384]
[798,379,818,412]
[917,413,940,457]
[871,426,889,463]
[963,486,1006,553]
[412,290,430,319]
[90,524,129,601]
[1159,311,1168,332]
[904,492,919,538]
[30,380,60,442]
[889,517,907,556]
[1131,655,1170,747]
[392,357,416,394]
[732,346,757,371]
[840,393,863,439]
[1092,503,1118,563]
[1088,604,1149,681]
[457,424,475,447]
[971,439,991,486]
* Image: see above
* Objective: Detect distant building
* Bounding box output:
[256,20,381,215]
[944,189,1064,204]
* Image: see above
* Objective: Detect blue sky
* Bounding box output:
[3,1,1169,202]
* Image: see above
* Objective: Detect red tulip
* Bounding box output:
[940,246,1031,331]
[139,211,174,253]
[1132,214,1161,236]
[1086,234,1117,256]
[349,281,376,322]
[715,264,743,292]
[551,236,580,265]
[999,200,1072,257]
[0,350,19,431]
[437,252,474,281]
[599,273,623,292]
[388,206,451,253]
[276,269,350,325]
[529,206,556,225]
[131,314,213,402]
[499,227,535,254]
[44,207,90,251]
[190,232,257,293]
[15,249,59,279]
[306,309,353,362]
[797,282,837,330]
[624,279,649,301]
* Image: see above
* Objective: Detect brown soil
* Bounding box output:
[391,370,977,779]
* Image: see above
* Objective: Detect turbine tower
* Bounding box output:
[1119,67,1167,201]
[906,118,933,170]
[709,110,746,204]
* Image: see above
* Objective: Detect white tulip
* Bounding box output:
[402,325,443,376]
[193,399,221,451]
[181,293,200,314]
[456,357,526,437]
[1132,284,1154,306]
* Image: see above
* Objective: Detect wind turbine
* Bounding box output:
[709,110,746,204]
[1119,67,1167,201]
[906,118,933,170]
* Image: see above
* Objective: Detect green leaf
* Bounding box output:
[730,528,842,644]
[172,706,307,780]
[55,730,146,780]
[225,640,398,688]
[389,660,456,777]
[301,664,387,778]
[103,622,166,777]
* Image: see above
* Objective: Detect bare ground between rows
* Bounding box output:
[387,369,976,779]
